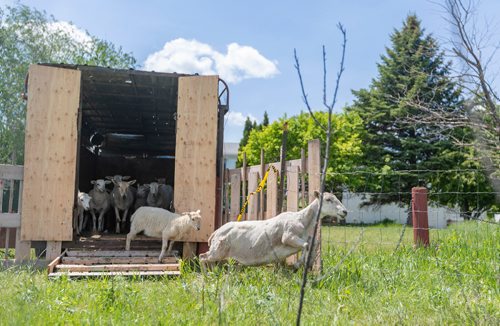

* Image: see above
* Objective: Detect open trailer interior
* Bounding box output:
[20,64,228,252]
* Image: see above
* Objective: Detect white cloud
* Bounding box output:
[143,38,279,83]
[46,21,93,50]
[225,111,259,127]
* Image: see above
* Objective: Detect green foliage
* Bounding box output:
[0,222,498,324]
[347,15,494,213]
[238,111,365,192]
[0,4,136,164]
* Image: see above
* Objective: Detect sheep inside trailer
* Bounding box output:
[20,64,227,257]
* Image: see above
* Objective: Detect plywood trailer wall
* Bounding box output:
[174,76,219,242]
[21,65,81,241]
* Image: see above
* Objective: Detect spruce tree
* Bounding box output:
[349,15,464,206]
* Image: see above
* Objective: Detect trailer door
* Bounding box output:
[174,76,218,242]
[21,65,80,241]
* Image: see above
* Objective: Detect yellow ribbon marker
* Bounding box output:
[237,165,279,221]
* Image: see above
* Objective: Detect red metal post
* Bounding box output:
[412,187,430,247]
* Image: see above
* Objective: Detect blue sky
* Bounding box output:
[2,0,500,142]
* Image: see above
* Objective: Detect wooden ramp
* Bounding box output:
[48,250,181,278]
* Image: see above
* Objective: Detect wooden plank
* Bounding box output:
[247,172,259,220]
[307,139,322,272]
[266,165,279,219]
[61,256,178,265]
[308,139,321,201]
[241,153,247,221]
[0,165,24,181]
[287,166,300,212]
[0,213,21,228]
[47,251,64,274]
[224,169,230,225]
[286,165,300,266]
[0,178,3,212]
[260,149,265,220]
[15,227,31,263]
[230,173,241,221]
[174,75,218,242]
[46,241,62,261]
[21,65,81,241]
[301,149,307,206]
[49,271,181,278]
[4,228,10,259]
[66,250,165,257]
[183,242,197,259]
[55,263,179,272]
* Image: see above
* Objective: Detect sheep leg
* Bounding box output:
[114,207,121,233]
[159,239,170,262]
[97,211,105,232]
[125,231,137,251]
[77,211,83,235]
[121,208,129,232]
[91,210,98,233]
[166,239,176,256]
[282,232,309,250]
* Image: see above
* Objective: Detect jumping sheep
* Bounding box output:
[126,207,201,262]
[89,179,112,233]
[199,191,347,268]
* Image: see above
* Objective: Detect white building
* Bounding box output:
[342,191,464,229]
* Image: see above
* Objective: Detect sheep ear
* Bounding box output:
[123,176,131,180]
[91,180,96,185]
[129,180,136,185]
[314,190,320,199]
[105,180,111,185]
[105,176,113,180]
[196,209,201,214]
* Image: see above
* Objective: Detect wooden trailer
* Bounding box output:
[18,64,228,264]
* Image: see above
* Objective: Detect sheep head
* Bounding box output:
[187,209,201,231]
[77,191,91,210]
[319,191,348,221]
[116,180,136,199]
[91,179,110,192]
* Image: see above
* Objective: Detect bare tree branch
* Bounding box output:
[295,23,347,326]
[294,49,327,131]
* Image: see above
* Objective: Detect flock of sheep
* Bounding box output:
[76,174,202,260]
[77,175,348,266]
[76,175,174,235]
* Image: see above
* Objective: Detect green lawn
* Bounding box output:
[1,221,498,325]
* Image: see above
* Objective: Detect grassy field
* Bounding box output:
[0,221,498,325]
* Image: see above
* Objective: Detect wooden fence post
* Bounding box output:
[412,187,430,247]
[308,140,322,271]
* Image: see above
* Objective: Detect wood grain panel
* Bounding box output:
[174,76,218,242]
[247,172,259,220]
[230,173,241,222]
[21,65,80,241]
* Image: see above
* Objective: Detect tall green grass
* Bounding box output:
[0,221,498,325]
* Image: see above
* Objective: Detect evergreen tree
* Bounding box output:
[348,15,471,206]
[262,111,269,128]
[236,117,255,166]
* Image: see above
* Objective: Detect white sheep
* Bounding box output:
[126,207,201,262]
[89,179,112,233]
[76,191,91,235]
[110,179,136,233]
[200,191,347,268]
